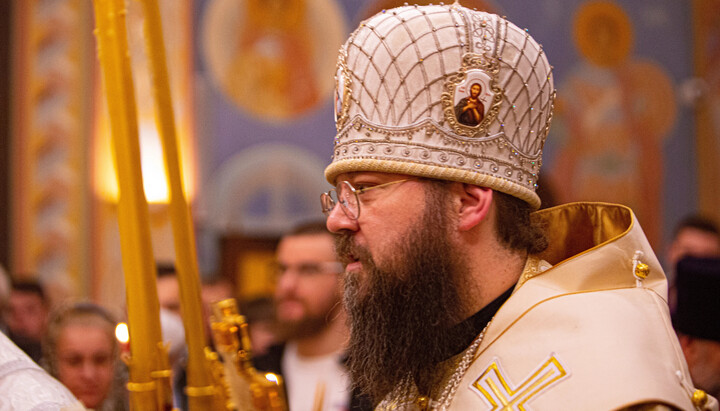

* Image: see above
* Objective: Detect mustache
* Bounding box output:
[276,296,303,304]
[334,232,372,266]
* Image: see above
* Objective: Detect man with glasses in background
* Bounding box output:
[253,221,372,411]
[320,4,715,410]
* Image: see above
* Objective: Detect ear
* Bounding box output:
[455,183,493,231]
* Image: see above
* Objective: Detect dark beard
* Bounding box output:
[335,185,471,403]
[273,302,339,341]
[273,293,342,341]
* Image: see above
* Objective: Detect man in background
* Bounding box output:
[666,215,720,309]
[673,256,720,401]
[0,266,83,409]
[667,215,720,277]
[155,262,188,410]
[253,221,371,411]
[155,262,188,367]
[157,262,238,410]
[4,279,49,362]
[157,262,182,316]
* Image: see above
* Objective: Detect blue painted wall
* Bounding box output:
[191,0,696,261]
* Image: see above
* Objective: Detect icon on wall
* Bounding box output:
[201,0,348,122]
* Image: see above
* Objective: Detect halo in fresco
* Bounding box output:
[201,0,348,122]
[573,1,634,67]
[548,1,676,246]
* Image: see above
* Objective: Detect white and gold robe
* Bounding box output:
[449,202,717,410]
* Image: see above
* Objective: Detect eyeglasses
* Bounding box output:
[320,179,409,220]
[274,261,344,278]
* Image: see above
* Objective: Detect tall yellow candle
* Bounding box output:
[137,0,220,409]
[92,1,168,410]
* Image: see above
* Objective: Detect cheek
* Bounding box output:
[57,363,81,386]
[359,208,420,263]
[97,364,115,387]
[357,226,393,264]
[307,279,341,311]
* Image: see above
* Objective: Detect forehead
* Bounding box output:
[277,233,335,261]
[9,291,44,306]
[202,281,234,302]
[156,276,180,298]
[58,325,114,350]
[676,228,720,250]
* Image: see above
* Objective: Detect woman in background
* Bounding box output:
[42,302,127,411]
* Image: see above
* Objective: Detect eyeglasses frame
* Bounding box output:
[320,179,409,220]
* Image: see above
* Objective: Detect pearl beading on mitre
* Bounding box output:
[328,3,555,208]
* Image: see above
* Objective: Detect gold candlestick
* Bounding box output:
[136,0,220,409]
[91,1,169,410]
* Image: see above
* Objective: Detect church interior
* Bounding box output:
[0,0,718,352]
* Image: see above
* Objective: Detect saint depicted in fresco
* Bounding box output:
[202,0,347,122]
[548,1,676,248]
[454,83,485,126]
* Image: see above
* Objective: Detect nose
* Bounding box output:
[326,203,358,233]
[275,269,299,297]
[80,361,98,381]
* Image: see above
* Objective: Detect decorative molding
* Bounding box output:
[11,0,94,300]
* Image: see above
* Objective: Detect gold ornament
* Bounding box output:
[634,262,650,279]
[692,389,708,407]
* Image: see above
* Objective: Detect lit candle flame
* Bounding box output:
[115,322,130,344]
[265,373,279,383]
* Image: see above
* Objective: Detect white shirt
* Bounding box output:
[281,342,351,411]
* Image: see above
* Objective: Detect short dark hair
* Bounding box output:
[494,191,548,254]
[156,262,177,278]
[423,179,547,254]
[673,215,720,239]
[11,280,46,303]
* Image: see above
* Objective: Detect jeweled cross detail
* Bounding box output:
[471,354,568,410]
